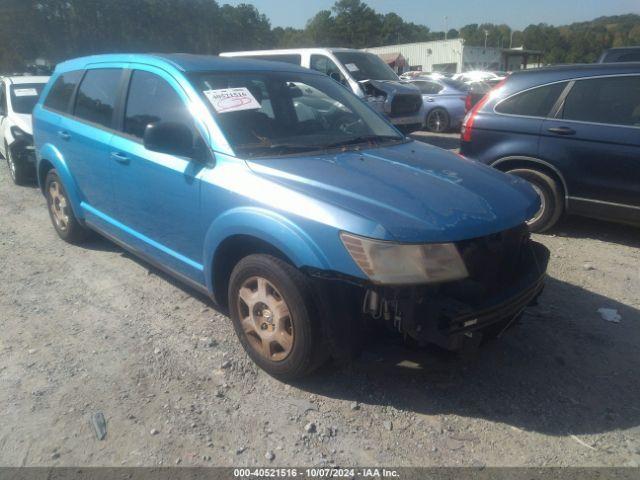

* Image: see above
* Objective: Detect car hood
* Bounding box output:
[245,141,540,243]
[12,113,33,136]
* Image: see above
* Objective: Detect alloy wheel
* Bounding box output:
[6,147,16,181]
[528,183,547,226]
[236,276,294,362]
[427,110,447,133]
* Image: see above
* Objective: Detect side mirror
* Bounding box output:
[143,121,194,158]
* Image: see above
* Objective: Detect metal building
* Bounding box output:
[364,39,542,74]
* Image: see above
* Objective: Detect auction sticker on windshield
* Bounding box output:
[345,63,359,72]
[13,88,38,97]
[204,87,261,113]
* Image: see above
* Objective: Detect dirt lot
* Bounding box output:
[1,134,639,467]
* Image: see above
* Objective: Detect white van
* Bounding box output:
[220,48,424,132]
[0,75,49,184]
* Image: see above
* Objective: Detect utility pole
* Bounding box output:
[444,16,448,40]
[484,30,489,49]
[510,30,515,48]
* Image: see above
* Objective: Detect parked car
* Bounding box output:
[598,47,640,63]
[453,70,505,84]
[33,54,548,379]
[220,48,424,132]
[460,62,640,232]
[408,78,468,132]
[0,75,49,184]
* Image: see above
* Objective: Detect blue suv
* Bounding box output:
[33,54,548,379]
[460,63,640,232]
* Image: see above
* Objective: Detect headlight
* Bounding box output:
[340,232,468,285]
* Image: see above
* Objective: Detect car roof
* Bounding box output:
[54,53,321,75]
[509,62,640,81]
[221,47,369,56]
[1,75,50,84]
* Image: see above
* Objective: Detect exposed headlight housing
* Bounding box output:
[10,126,31,142]
[340,232,469,285]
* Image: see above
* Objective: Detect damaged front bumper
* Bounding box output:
[365,240,549,350]
[310,226,550,353]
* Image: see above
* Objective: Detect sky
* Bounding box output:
[223,0,640,31]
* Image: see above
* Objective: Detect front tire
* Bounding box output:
[44,170,90,244]
[5,142,29,185]
[228,254,327,380]
[507,168,564,233]
[425,108,450,133]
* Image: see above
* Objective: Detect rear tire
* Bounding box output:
[44,170,90,244]
[425,108,450,133]
[228,254,328,380]
[5,142,29,185]
[507,168,564,232]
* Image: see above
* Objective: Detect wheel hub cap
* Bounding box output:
[48,181,70,231]
[237,277,293,362]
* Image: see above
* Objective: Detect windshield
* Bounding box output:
[333,51,399,82]
[10,83,45,114]
[191,71,404,158]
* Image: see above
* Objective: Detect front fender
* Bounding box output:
[203,207,331,294]
[38,143,85,222]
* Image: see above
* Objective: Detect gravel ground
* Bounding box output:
[0,135,639,467]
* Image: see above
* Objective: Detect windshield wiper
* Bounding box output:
[324,135,403,149]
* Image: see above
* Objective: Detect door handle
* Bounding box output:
[547,126,576,136]
[426,97,435,102]
[57,130,71,140]
[111,152,130,164]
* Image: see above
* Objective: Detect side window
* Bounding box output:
[496,82,567,118]
[310,55,346,83]
[124,70,192,140]
[74,69,122,128]
[414,81,443,95]
[43,70,83,112]
[246,54,301,65]
[562,76,640,127]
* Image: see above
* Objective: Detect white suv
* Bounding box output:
[0,75,49,184]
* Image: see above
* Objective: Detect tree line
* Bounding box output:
[1,0,639,73]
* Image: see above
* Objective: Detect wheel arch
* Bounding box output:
[204,207,331,308]
[37,144,85,221]
[490,156,569,209]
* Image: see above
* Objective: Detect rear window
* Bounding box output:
[495,82,567,118]
[73,69,122,128]
[561,75,640,127]
[10,83,45,114]
[413,81,443,95]
[43,70,83,112]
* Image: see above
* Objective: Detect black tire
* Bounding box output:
[5,142,29,185]
[228,254,328,380]
[507,168,564,233]
[425,108,450,133]
[44,170,90,244]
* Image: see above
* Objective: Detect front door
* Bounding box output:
[109,68,205,283]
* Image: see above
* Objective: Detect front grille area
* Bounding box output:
[390,94,422,117]
[441,224,531,304]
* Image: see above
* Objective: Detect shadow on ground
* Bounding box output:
[296,276,640,437]
[551,216,640,249]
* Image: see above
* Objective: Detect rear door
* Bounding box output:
[472,81,567,163]
[59,68,126,216]
[540,74,640,217]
